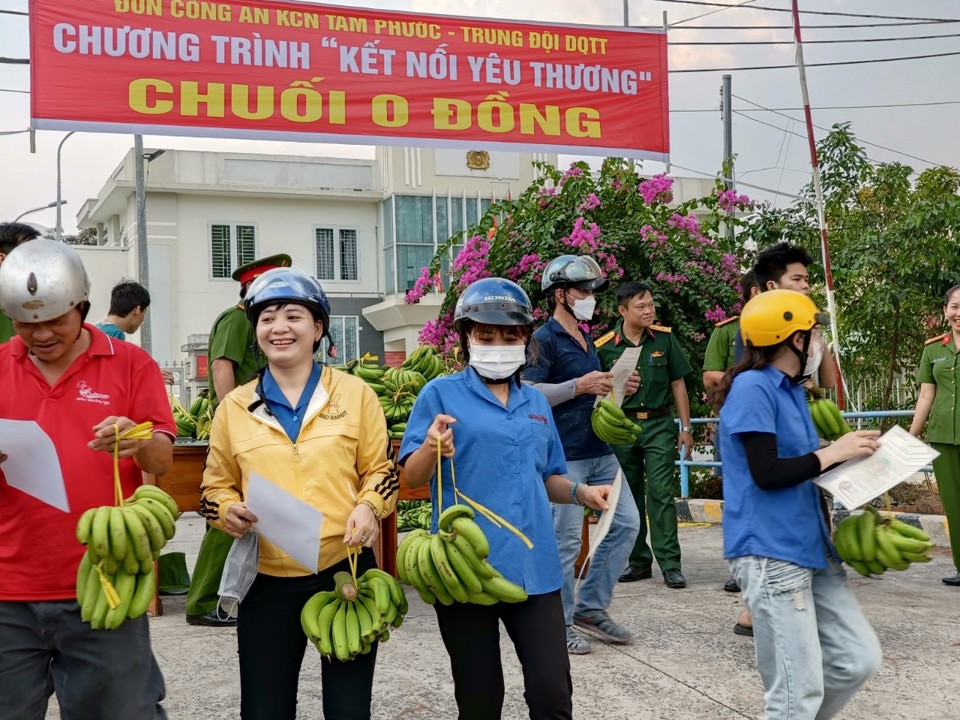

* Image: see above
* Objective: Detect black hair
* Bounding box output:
[740,270,760,304]
[754,242,813,289]
[944,285,960,306]
[709,344,782,412]
[0,222,40,256]
[616,281,652,307]
[108,281,151,317]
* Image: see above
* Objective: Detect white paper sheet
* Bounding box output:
[577,468,623,582]
[813,425,939,510]
[245,472,323,573]
[0,419,69,512]
[609,347,642,408]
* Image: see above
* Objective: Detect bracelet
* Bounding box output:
[680,426,693,433]
[359,499,381,519]
[570,481,583,506]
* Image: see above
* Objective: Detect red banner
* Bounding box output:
[29,0,669,159]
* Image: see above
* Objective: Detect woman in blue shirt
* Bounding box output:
[400,277,610,720]
[714,289,883,720]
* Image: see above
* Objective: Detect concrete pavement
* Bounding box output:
[47,513,959,719]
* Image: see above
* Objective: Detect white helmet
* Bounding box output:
[0,239,90,323]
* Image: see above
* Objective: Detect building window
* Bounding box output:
[315,227,359,281]
[322,315,360,363]
[211,224,256,279]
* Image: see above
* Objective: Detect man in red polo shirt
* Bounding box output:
[0,239,176,719]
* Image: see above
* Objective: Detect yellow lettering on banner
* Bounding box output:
[180,81,226,117]
[566,107,601,138]
[170,1,232,22]
[326,14,368,33]
[129,78,174,114]
[371,94,408,127]
[114,0,162,15]
[459,26,524,48]
[231,85,274,119]
[564,34,608,55]
[238,6,269,24]
[432,97,471,130]
[276,9,321,29]
[519,103,561,136]
[373,19,441,39]
[430,97,602,139]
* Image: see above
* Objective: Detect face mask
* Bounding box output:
[571,296,596,321]
[468,344,527,380]
[217,531,260,618]
[803,335,823,378]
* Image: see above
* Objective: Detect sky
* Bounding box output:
[2,0,959,234]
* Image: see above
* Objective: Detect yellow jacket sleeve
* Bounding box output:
[200,402,243,529]
[354,382,400,518]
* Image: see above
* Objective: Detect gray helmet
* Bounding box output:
[0,238,90,322]
[541,255,608,294]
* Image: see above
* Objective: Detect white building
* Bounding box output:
[77,145,715,370]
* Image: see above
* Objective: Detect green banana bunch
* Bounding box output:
[396,505,528,606]
[590,398,642,446]
[396,500,432,532]
[388,422,407,440]
[833,506,933,576]
[188,389,210,418]
[401,345,447,381]
[75,486,181,629]
[194,406,213,441]
[808,398,851,441]
[353,360,387,384]
[301,569,407,661]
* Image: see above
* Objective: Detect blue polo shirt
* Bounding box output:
[718,364,832,569]
[399,368,567,594]
[261,362,322,442]
[523,318,610,461]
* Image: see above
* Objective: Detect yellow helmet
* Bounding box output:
[740,289,818,348]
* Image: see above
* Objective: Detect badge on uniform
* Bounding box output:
[649,350,664,364]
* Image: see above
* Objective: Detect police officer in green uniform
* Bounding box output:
[909,284,960,587]
[0,222,40,343]
[597,282,694,589]
[185,253,292,626]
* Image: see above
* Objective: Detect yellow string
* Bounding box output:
[95,562,121,610]
[112,421,155,507]
[436,439,443,515]
[347,546,359,585]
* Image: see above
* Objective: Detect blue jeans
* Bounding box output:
[553,454,640,625]
[0,600,167,719]
[730,556,882,720]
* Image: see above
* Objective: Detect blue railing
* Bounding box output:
[675,410,923,498]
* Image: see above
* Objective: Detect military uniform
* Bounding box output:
[185,254,291,623]
[703,316,740,374]
[0,310,14,344]
[596,322,692,574]
[916,333,960,573]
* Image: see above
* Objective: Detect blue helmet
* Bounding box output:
[244,268,331,327]
[454,277,534,328]
[541,254,608,293]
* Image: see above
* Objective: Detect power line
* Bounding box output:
[672,99,960,112]
[733,94,945,167]
[0,58,29,64]
[670,49,960,73]
[644,22,960,29]
[0,88,29,94]
[657,0,960,23]
[670,33,960,45]
[667,162,801,198]
[670,0,758,27]
[0,9,28,15]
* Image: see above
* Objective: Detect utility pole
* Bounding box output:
[134,134,152,354]
[721,74,734,241]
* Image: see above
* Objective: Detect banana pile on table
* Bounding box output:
[833,505,934,576]
[335,347,449,437]
[75,485,180,629]
[170,390,212,441]
[591,397,642,445]
[301,569,407,661]
[397,505,529,606]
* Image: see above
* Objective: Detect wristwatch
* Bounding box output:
[680,426,693,433]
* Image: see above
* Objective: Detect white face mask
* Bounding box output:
[468,344,527,380]
[571,296,596,321]
[803,335,823,378]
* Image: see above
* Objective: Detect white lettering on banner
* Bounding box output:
[210,34,310,68]
[53,23,201,62]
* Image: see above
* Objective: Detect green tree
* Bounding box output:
[408,158,754,418]
[739,123,960,410]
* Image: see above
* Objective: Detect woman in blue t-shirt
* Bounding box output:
[400,277,610,720]
[713,289,883,720]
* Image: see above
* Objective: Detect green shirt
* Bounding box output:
[95,322,126,339]
[917,334,960,445]
[0,310,14,344]
[703,317,739,372]
[208,304,264,407]
[596,322,693,412]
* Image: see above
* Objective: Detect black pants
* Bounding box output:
[237,554,377,720]
[434,590,573,720]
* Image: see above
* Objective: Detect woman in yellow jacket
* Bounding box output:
[201,268,398,719]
